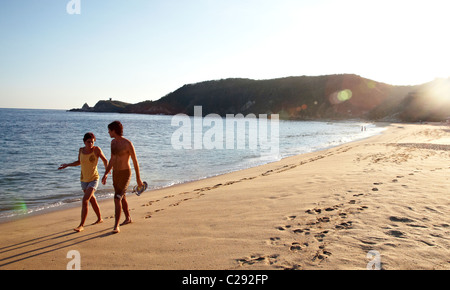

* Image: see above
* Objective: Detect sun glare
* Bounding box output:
[424,78,450,106]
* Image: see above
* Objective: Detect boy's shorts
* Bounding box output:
[81,179,99,191]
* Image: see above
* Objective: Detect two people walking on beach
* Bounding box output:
[58,121,143,234]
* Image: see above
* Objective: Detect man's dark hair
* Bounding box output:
[83,132,96,142]
[108,121,124,136]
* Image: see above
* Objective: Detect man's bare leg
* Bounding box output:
[120,195,132,226]
[113,197,122,233]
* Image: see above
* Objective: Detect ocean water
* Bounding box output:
[0,108,385,220]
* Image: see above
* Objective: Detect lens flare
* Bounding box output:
[338,89,353,102]
[13,198,28,215]
[425,78,450,106]
[366,80,376,89]
[329,89,353,105]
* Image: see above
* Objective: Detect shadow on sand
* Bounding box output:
[0,225,114,268]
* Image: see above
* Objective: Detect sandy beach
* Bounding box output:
[1,123,449,270]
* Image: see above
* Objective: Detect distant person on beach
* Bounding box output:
[102,121,143,234]
[58,132,108,232]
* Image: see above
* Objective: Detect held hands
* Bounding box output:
[101,174,108,185]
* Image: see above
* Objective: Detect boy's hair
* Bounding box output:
[108,121,124,136]
[83,132,96,142]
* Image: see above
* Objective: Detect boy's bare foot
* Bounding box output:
[92,219,104,225]
[120,218,132,226]
[74,226,84,232]
[112,227,120,234]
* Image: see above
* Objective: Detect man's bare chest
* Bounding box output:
[112,142,129,156]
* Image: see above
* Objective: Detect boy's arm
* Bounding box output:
[95,147,109,170]
[58,149,81,170]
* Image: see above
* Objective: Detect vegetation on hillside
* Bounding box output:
[70,74,450,122]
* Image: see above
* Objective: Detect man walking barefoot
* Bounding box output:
[102,121,143,234]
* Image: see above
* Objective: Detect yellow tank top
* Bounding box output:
[80,149,99,182]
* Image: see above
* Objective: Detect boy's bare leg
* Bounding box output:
[75,187,95,232]
[89,195,103,224]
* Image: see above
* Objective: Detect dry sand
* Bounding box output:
[1,123,449,270]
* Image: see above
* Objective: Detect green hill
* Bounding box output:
[70,74,450,121]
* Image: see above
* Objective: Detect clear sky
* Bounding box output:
[1,0,450,109]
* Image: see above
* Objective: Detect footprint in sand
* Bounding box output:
[289,242,302,252]
[293,228,308,234]
[306,208,322,214]
[389,216,415,223]
[386,230,405,238]
[267,237,281,245]
[237,254,279,266]
[317,216,331,223]
[335,221,353,230]
[314,231,329,242]
[312,248,332,262]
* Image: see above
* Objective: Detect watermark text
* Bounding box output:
[66,250,81,270]
[171,106,279,156]
[366,250,381,270]
[66,0,81,15]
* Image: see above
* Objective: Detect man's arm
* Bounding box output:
[102,143,116,185]
[101,155,115,185]
[129,141,143,187]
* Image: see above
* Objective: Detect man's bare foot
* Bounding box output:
[74,226,84,233]
[120,218,132,226]
[92,219,104,225]
[112,227,120,234]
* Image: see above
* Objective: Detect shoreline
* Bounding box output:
[1,123,449,269]
[0,121,388,224]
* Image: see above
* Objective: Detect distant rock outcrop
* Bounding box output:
[69,102,92,112]
[70,100,130,113]
[69,74,450,121]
